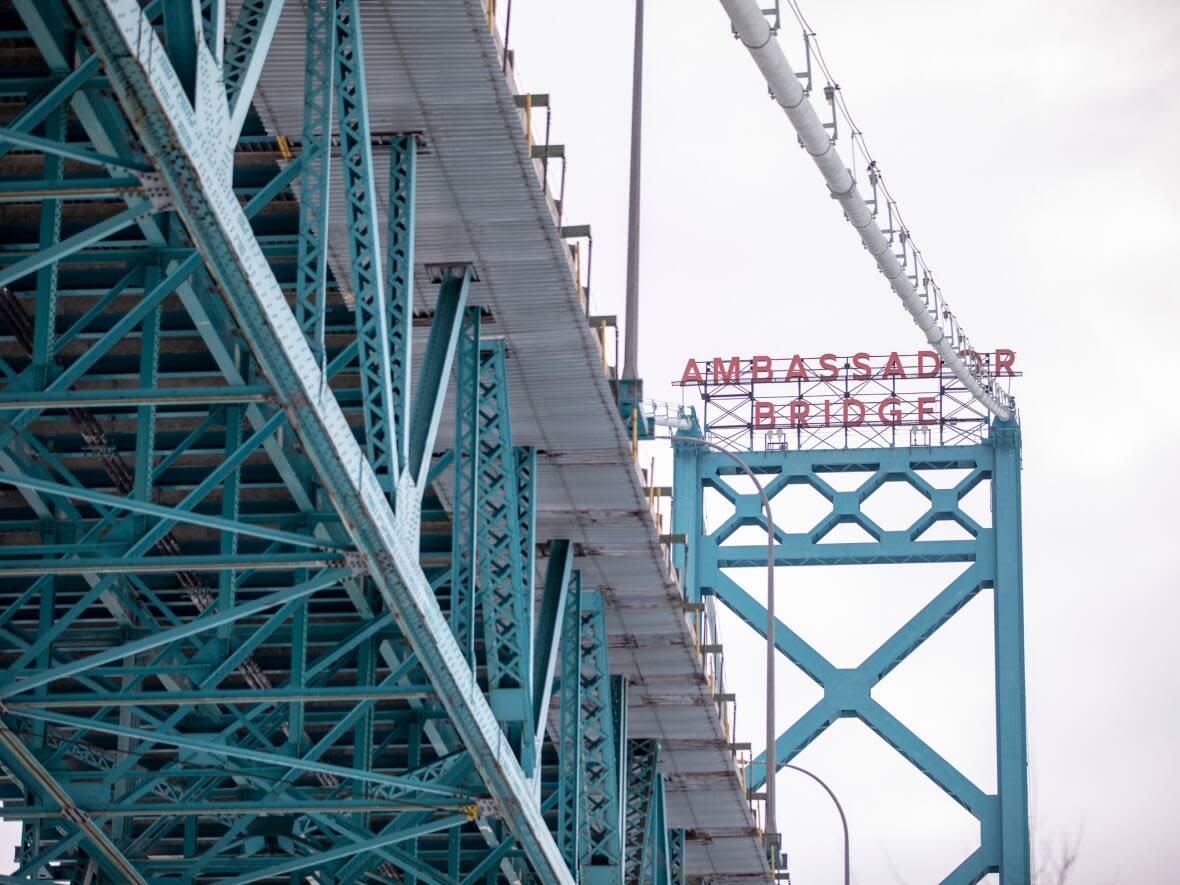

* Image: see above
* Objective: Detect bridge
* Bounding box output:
[0,1,1029,883]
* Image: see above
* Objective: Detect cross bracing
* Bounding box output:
[672,429,1031,882]
[0,0,756,882]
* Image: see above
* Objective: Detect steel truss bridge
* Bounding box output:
[0,0,1030,882]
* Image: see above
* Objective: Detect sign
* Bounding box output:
[675,350,1018,450]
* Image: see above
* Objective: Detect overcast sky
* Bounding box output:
[510,1,1180,882]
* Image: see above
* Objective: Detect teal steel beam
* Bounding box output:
[408,267,471,488]
[200,0,227,63]
[645,778,672,885]
[558,570,583,872]
[11,707,469,801]
[476,342,534,775]
[426,448,454,485]
[219,813,471,885]
[579,589,624,875]
[2,799,471,819]
[1,409,316,674]
[329,753,479,882]
[66,3,573,877]
[0,178,142,201]
[223,0,285,136]
[0,553,341,577]
[450,306,481,666]
[30,107,64,386]
[624,739,660,884]
[161,0,200,102]
[534,538,574,747]
[0,54,101,164]
[991,419,1032,879]
[0,253,202,454]
[0,722,147,883]
[669,826,685,885]
[3,685,435,708]
[0,384,271,409]
[386,134,417,466]
[335,0,399,492]
[457,793,563,885]
[293,0,336,362]
[0,568,347,700]
[0,470,335,550]
[0,126,151,172]
[0,201,155,289]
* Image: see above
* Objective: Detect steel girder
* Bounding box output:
[0,0,584,880]
[577,589,626,882]
[671,428,1031,882]
[623,739,659,884]
[474,342,535,778]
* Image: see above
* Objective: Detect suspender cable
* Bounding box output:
[718,0,1012,421]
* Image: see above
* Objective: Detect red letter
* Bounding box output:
[712,356,741,384]
[880,352,907,380]
[995,348,1016,376]
[843,398,866,426]
[784,355,809,382]
[917,396,937,425]
[680,358,703,385]
[751,354,773,382]
[789,399,810,427]
[959,349,983,374]
[818,353,839,381]
[878,396,903,425]
[823,399,832,426]
[754,401,776,428]
[852,352,871,380]
[917,350,941,378]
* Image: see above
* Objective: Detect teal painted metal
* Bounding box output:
[558,569,584,872]
[451,306,482,667]
[672,427,1031,881]
[579,589,626,877]
[293,0,336,362]
[408,267,471,488]
[534,538,574,748]
[476,341,535,775]
[387,133,417,466]
[624,738,660,883]
[334,0,399,492]
[0,0,688,879]
[668,825,686,885]
[223,0,285,136]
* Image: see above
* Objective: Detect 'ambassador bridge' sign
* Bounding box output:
[674,350,1020,451]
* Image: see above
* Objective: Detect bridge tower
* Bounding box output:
[672,405,1031,881]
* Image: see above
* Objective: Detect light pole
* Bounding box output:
[781,763,850,885]
[659,432,779,854]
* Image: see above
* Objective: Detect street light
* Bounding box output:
[653,421,854,880]
[781,763,850,885]
[657,431,780,855]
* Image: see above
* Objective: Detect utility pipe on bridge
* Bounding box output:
[718,0,1012,421]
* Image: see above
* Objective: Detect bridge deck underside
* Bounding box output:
[247,0,766,878]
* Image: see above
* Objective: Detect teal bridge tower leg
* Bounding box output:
[0,1,690,881]
[671,420,1031,882]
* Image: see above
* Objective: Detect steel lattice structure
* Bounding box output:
[0,0,697,881]
[672,420,1031,882]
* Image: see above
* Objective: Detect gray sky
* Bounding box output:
[510,0,1180,882]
